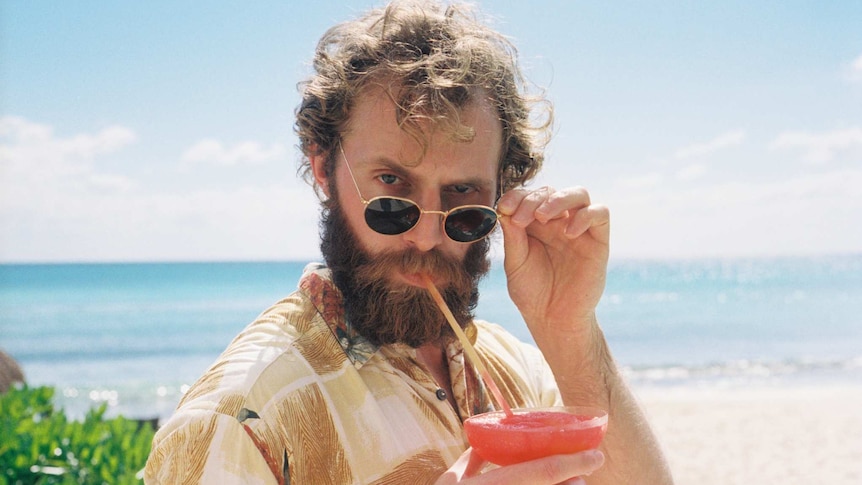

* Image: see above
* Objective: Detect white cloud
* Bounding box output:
[0,116,138,202]
[0,116,321,262]
[181,138,287,166]
[1,116,137,176]
[674,130,746,160]
[769,126,862,164]
[61,126,138,158]
[610,131,741,189]
[1,180,321,262]
[616,173,663,190]
[845,53,862,83]
[0,116,51,140]
[609,168,862,258]
[675,163,707,181]
[88,173,136,192]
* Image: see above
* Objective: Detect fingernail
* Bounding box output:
[587,450,605,469]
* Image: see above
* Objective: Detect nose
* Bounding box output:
[402,197,445,252]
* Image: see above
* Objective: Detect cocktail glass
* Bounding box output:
[420,276,608,466]
[463,406,608,466]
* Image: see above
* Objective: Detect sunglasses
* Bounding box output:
[338,144,499,243]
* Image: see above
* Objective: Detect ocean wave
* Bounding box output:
[621,356,862,387]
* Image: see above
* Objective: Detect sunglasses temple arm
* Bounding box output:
[496,163,507,205]
[338,143,369,205]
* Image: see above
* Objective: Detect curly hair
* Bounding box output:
[295,0,552,195]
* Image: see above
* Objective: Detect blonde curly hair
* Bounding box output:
[295,0,552,195]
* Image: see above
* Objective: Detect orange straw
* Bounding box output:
[421,274,514,418]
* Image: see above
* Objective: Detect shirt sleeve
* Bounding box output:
[144,409,282,485]
[474,320,564,409]
[519,337,564,408]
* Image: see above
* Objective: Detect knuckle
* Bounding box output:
[526,186,551,201]
[572,185,590,201]
[538,456,565,481]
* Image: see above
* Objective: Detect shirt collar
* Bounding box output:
[298,263,378,368]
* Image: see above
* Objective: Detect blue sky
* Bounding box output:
[2,0,861,262]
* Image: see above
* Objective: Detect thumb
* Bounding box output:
[462,449,488,478]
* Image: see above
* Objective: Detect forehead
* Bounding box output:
[342,87,504,180]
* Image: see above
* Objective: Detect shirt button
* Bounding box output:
[435,388,447,401]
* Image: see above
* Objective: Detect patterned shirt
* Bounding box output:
[144,263,561,484]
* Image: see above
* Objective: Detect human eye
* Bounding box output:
[448,184,477,195]
[378,173,401,185]
[372,169,412,196]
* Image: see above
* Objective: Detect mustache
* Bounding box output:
[347,247,478,347]
[351,248,474,293]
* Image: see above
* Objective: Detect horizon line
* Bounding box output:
[1,251,860,266]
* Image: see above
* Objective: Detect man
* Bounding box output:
[145,1,672,483]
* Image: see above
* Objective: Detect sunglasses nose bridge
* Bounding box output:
[419,208,448,218]
[418,208,453,232]
[396,205,446,251]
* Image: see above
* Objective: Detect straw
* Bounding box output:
[421,274,514,418]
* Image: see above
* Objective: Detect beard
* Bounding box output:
[319,195,492,348]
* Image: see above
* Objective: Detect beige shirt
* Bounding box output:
[145,264,561,484]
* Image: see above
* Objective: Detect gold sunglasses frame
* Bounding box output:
[337,143,500,243]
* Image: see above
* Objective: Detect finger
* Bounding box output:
[435,448,474,484]
[463,453,488,478]
[499,215,529,275]
[558,478,587,485]
[502,186,556,228]
[496,188,531,216]
[565,203,610,242]
[535,186,591,223]
[481,450,604,484]
[463,449,487,478]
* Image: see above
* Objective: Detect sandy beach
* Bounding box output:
[635,384,862,485]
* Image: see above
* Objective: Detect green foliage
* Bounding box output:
[0,385,155,485]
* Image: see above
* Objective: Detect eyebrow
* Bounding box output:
[365,157,412,179]
[364,156,497,192]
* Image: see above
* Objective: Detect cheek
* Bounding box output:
[338,194,400,256]
[333,171,377,246]
[438,239,471,262]
[344,204,376,248]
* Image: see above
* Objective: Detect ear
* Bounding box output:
[309,145,332,199]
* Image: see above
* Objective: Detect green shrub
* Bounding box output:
[0,385,155,485]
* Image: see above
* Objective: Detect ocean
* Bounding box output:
[2,255,861,421]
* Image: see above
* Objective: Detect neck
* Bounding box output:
[415,342,457,411]
[415,342,445,370]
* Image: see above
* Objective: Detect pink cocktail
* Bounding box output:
[464,406,608,466]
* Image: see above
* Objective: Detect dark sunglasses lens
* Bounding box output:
[445,207,497,242]
[365,198,421,235]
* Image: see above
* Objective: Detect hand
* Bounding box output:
[497,185,610,344]
[435,447,604,485]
